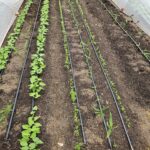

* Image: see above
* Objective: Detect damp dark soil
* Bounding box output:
[79,0,150,149]
[0,0,41,149]
[0,0,150,150]
[37,0,74,149]
[67,1,134,149]
[63,1,108,149]
[103,0,150,52]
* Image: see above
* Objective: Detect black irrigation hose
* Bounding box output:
[90,36,134,150]
[79,33,113,149]
[32,98,35,109]
[5,0,42,140]
[98,0,150,64]
[60,2,87,144]
[74,1,134,149]
[68,41,87,145]
[0,70,4,79]
[68,1,112,149]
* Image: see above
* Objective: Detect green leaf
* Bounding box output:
[20,139,28,147]
[109,112,113,128]
[29,143,36,149]
[106,129,112,138]
[33,137,43,145]
[34,116,40,121]
[34,122,42,127]
[30,132,37,139]
[33,106,38,111]
[22,124,29,130]
[21,146,29,150]
[70,89,76,103]
[22,130,30,137]
[31,126,40,133]
[28,117,34,126]
[106,112,113,138]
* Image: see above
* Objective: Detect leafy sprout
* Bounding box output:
[107,112,114,138]
[19,106,43,150]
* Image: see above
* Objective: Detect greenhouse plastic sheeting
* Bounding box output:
[0,0,24,47]
[111,0,150,36]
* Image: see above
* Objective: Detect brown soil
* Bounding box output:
[0,0,149,149]
[103,0,150,51]
[0,0,41,149]
[38,0,74,149]
[68,1,135,149]
[63,1,107,149]
[79,0,150,149]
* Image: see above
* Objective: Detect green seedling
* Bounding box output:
[107,112,114,138]
[59,0,70,69]
[144,49,150,60]
[0,104,12,123]
[70,89,77,103]
[74,142,83,150]
[29,75,46,99]
[29,0,49,99]
[94,107,108,119]
[73,106,80,137]
[30,54,46,75]
[19,106,43,150]
[20,0,49,149]
[113,141,118,148]
[60,1,84,148]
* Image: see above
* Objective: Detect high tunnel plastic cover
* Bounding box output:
[111,0,150,36]
[0,0,24,47]
[0,0,150,47]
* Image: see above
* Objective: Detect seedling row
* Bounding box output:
[20,0,50,149]
[60,0,134,149]
[59,0,86,148]
[1,0,49,149]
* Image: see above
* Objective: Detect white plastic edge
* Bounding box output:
[111,0,150,36]
[0,0,24,47]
